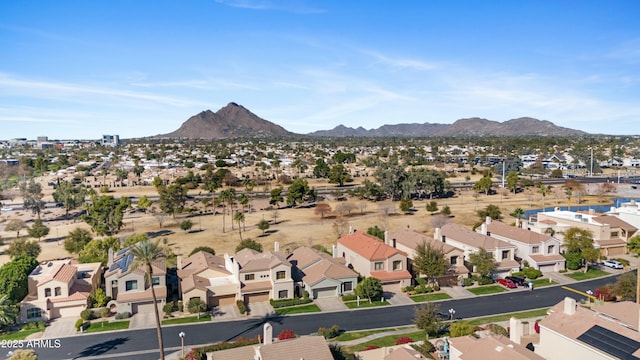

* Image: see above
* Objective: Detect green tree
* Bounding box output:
[627,235,640,256]
[426,201,438,214]
[189,246,216,256]
[6,239,41,259]
[187,298,207,316]
[158,183,187,219]
[564,227,599,272]
[399,198,413,213]
[328,164,352,187]
[52,180,87,219]
[236,238,263,253]
[473,176,493,195]
[232,211,244,240]
[19,179,45,219]
[256,219,270,235]
[137,195,153,213]
[510,207,525,221]
[412,242,449,284]
[506,171,519,194]
[78,237,121,264]
[312,158,330,178]
[355,277,383,302]
[367,225,385,240]
[5,219,27,238]
[180,219,193,233]
[130,240,166,360]
[82,195,131,236]
[124,233,149,247]
[0,256,39,302]
[450,321,475,337]
[414,302,442,337]
[286,178,311,206]
[441,205,451,216]
[613,272,637,301]
[64,228,93,254]
[219,188,237,232]
[0,293,18,327]
[269,187,283,208]
[468,248,496,278]
[91,288,110,308]
[27,219,49,241]
[477,204,502,221]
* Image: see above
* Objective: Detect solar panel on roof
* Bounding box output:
[577,325,640,360]
[115,247,129,256]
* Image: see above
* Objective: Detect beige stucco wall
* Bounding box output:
[537,327,614,360]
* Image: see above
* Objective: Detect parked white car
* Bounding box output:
[1,207,13,212]
[602,260,624,269]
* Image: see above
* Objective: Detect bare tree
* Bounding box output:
[430,214,450,230]
[358,202,367,214]
[333,215,348,238]
[151,208,168,229]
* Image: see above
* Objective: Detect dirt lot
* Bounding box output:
[0,174,632,265]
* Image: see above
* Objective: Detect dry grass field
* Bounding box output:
[0,173,624,265]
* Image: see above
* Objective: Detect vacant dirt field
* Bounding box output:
[0,174,633,265]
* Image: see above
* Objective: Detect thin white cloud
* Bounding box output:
[364,50,437,71]
[215,0,325,13]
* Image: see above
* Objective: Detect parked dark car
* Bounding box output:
[497,278,517,288]
[506,276,527,286]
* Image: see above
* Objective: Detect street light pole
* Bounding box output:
[448,308,455,320]
[179,331,185,358]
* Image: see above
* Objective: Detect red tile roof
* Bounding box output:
[337,230,407,260]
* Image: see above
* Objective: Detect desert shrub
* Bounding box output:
[194,336,261,355]
[595,285,616,301]
[178,300,184,312]
[75,319,85,331]
[115,312,131,320]
[395,337,413,345]
[163,303,174,317]
[403,285,415,292]
[99,307,110,318]
[278,329,296,340]
[449,321,475,337]
[477,276,494,285]
[236,300,246,314]
[521,267,543,279]
[415,277,427,286]
[462,278,473,287]
[341,293,358,301]
[318,324,341,339]
[614,258,630,266]
[412,341,435,355]
[270,297,312,308]
[487,323,508,337]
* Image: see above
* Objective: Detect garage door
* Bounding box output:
[244,292,269,304]
[132,301,157,314]
[210,295,236,307]
[313,287,336,299]
[538,264,557,273]
[606,246,626,256]
[382,281,402,292]
[51,306,83,319]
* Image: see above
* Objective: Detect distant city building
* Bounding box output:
[102,134,120,147]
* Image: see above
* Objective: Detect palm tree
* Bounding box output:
[238,194,249,230]
[130,240,166,360]
[0,294,18,327]
[234,211,245,241]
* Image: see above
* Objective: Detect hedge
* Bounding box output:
[269,297,312,308]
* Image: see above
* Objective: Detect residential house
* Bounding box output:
[439,223,519,276]
[208,323,333,360]
[287,246,358,299]
[480,218,565,272]
[529,209,636,256]
[234,246,294,305]
[356,344,430,360]
[177,251,240,308]
[448,334,545,360]
[388,227,468,276]
[20,259,102,322]
[104,247,167,315]
[336,228,412,288]
[536,297,640,359]
[607,199,640,229]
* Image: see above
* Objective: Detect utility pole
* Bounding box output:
[590,147,594,177]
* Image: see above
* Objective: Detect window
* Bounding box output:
[450,256,458,265]
[27,308,42,319]
[54,287,61,296]
[611,231,619,238]
[152,277,160,286]
[392,260,402,271]
[276,271,286,280]
[278,290,288,299]
[532,246,539,254]
[111,280,118,286]
[44,288,51,297]
[244,274,255,281]
[547,245,555,254]
[343,282,353,292]
[374,262,384,270]
[125,280,138,291]
[501,250,509,260]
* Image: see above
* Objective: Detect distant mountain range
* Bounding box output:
[155,103,588,139]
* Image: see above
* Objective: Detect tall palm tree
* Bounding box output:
[131,240,166,360]
[0,294,18,327]
[233,211,245,241]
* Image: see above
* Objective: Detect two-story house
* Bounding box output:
[287,246,358,299]
[20,259,102,322]
[480,218,565,272]
[177,251,240,308]
[388,227,468,276]
[336,228,412,288]
[234,246,294,305]
[104,247,167,315]
[439,223,519,277]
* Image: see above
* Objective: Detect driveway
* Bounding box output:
[246,301,273,317]
[42,316,78,339]
[129,311,157,329]
[314,296,348,312]
[384,291,414,305]
[211,304,241,321]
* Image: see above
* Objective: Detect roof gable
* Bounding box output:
[337,230,407,260]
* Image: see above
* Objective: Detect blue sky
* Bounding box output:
[1,0,640,140]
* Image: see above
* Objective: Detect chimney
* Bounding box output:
[176,255,182,270]
[485,216,492,225]
[108,248,114,265]
[509,317,521,344]
[349,226,354,234]
[263,322,273,345]
[515,218,521,228]
[434,228,442,241]
[480,223,488,235]
[563,297,576,315]
[274,241,280,252]
[384,231,389,245]
[332,244,337,258]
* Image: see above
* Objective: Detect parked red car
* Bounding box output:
[497,278,517,288]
